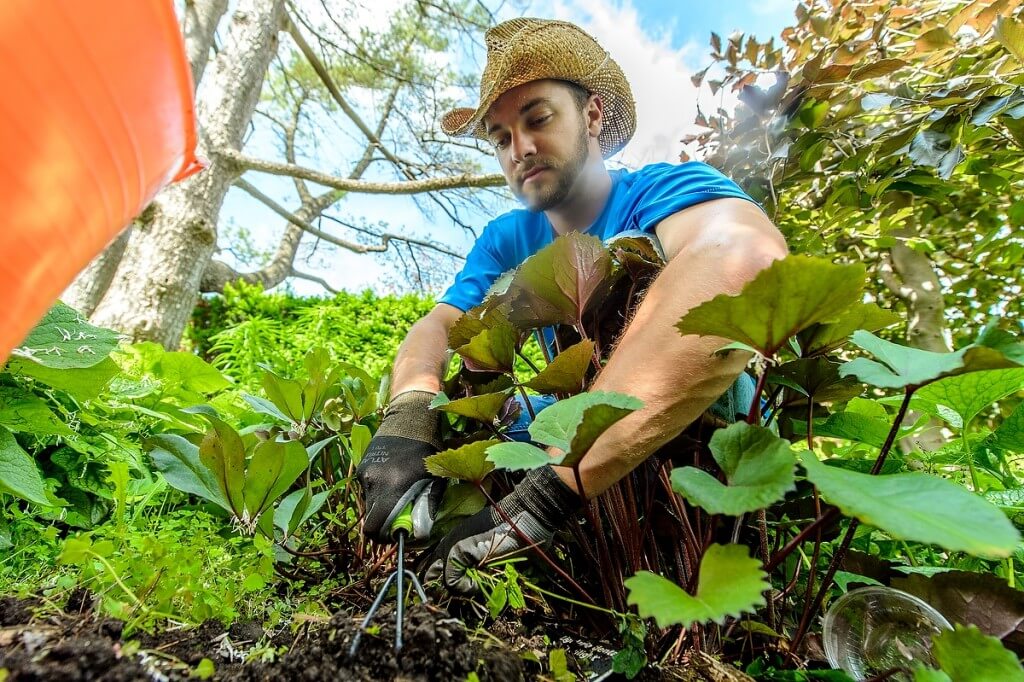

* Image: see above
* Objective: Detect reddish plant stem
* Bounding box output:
[791,388,916,651]
[574,466,621,609]
[478,483,596,606]
[764,508,839,573]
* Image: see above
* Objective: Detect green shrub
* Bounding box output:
[187,282,434,388]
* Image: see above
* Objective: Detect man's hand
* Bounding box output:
[423,466,578,593]
[356,390,445,541]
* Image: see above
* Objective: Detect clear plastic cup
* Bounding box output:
[823,586,953,680]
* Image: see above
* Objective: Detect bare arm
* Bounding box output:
[389,303,464,396]
[555,198,788,497]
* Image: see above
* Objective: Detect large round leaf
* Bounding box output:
[800,452,1020,558]
[425,439,499,483]
[625,544,768,628]
[671,423,796,515]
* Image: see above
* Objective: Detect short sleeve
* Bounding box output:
[438,222,510,312]
[630,162,760,233]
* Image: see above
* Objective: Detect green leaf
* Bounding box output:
[149,434,230,512]
[0,387,74,437]
[435,482,487,523]
[5,356,119,400]
[798,303,901,356]
[932,625,1024,681]
[0,426,50,506]
[192,657,216,680]
[769,357,863,404]
[243,439,308,519]
[457,325,517,373]
[198,416,247,516]
[992,403,1024,453]
[9,302,120,368]
[348,424,372,466]
[430,391,512,424]
[486,441,554,472]
[625,544,768,628]
[242,394,290,422]
[914,667,952,682]
[260,367,305,423]
[425,439,500,482]
[909,131,964,180]
[910,369,1024,429]
[800,452,1020,558]
[508,232,618,328]
[676,256,866,356]
[995,16,1024,64]
[671,423,796,515]
[524,340,594,394]
[155,351,231,395]
[793,412,895,449]
[840,331,967,389]
[274,485,329,538]
[527,391,642,467]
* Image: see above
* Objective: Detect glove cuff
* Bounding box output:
[375,390,443,449]
[498,466,581,529]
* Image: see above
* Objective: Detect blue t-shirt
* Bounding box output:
[439,161,756,312]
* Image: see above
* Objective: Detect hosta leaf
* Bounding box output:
[0,387,74,437]
[524,340,594,394]
[301,348,342,417]
[508,232,617,328]
[154,351,231,395]
[0,426,50,506]
[486,441,553,472]
[798,303,901,356]
[260,366,305,422]
[275,487,329,538]
[457,325,517,373]
[9,302,120,368]
[242,393,290,422]
[671,423,796,515]
[932,625,1024,681]
[800,452,1020,558]
[243,439,308,519]
[149,434,229,512]
[431,391,512,424]
[676,256,865,356]
[425,439,500,482]
[910,369,1024,429]
[625,544,768,628]
[198,415,246,516]
[528,391,642,467]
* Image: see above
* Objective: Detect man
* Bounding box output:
[356,18,788,592]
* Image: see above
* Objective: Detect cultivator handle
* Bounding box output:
[390,502,414,538]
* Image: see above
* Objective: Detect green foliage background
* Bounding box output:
[187,282,434,385]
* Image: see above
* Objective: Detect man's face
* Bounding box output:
[483,80,594,212]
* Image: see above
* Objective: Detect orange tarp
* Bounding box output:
[0,0,201,363]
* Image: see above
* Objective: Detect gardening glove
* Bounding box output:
[423,466,579,594]
[356,390,445,542]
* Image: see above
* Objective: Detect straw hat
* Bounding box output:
[440,18,636,159]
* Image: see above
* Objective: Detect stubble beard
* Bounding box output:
[517,123,590,213]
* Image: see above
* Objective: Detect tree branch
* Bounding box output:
[222,148,505,194]
[290,268,339,293]
[235,178,464,259]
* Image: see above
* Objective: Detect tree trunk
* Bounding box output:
[880,237,951,454]
[183,0,230,89]
[63,0,229,317]
[90,0,285,348]
[61,227,133,317]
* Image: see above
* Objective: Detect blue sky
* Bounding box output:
[220,0,796,297]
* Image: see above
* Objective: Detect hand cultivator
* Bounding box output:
[348,504,427,656]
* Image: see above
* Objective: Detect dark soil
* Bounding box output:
[0,596,525,681]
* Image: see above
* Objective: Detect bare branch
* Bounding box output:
[235,178,465,260]
[223,148,505,194]
[290,268,339,294]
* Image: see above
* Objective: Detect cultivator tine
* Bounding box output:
[348,504,426,658]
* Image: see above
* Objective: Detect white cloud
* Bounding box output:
[546,0,704,167]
